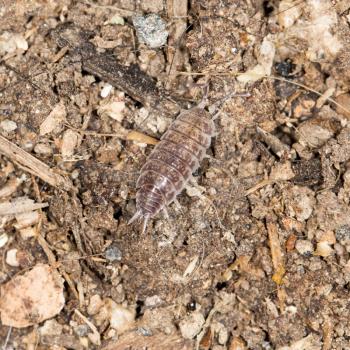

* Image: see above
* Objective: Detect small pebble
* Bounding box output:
[132,14,168,48]
[18,227,37,240]
[0,32,28,54]
[74,324,89,337]
[6,248,19,267]
[179,311,205,339]
[336,225,350,242]
[308,259,323,271]
[287,186,315,222]
[100,84,113,98]
[87,294,103,315]
[80,337,89,348]
[98,99,125,122]
[0,119,17,132]
[285,305,297,315]
[87,332,101,346]
[34,143,53,156]
[39,319,63,337]
[109,303,135,333]
[144,295,163,307]
[137,327,152,336]
[314,242,334,257]
[218,327,229,345]
[295,240,314,256]
[61,129,79,159]
[105,15,125,26]
[105,245,122,262]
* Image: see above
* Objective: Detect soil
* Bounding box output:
[1,1,350,349]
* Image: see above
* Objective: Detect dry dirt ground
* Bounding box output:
[1,1,350,349]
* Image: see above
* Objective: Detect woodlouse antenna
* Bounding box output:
[197,83,210,109]
[210,90,251,117]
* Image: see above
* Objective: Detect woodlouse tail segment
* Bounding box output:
[128,210,150,234]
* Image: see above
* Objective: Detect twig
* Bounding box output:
[0,135,73,191]
[65,122,159,145]
[74,309,101,346]
[37,234,79,300]
[266,219,286,311]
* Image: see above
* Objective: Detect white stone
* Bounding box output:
[179,311,205,339]
[295,240,314,256]
[110,303,135,333]
[6,248,19,267]
[87,295,103,316]
[0,119,17,132]
[100,84,113,98]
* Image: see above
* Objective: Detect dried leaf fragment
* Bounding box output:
[0,264,65,328]
[40,101,66,135]
[126,130,159,145]
[60,129,80,159]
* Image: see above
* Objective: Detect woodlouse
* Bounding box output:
[128,101,216,233]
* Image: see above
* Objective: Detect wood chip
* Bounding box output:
[0,197,48,216]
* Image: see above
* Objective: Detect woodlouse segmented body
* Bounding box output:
[128,105,215,233]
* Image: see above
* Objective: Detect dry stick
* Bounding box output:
[74,309,101,346]
[0,135,73,191]
[266,220,286,312]
[64,122,159,146]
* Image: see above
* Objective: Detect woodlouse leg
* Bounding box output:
[128,210,142,225]
[173,198,183,212]
[141,215,150,235]
[162,207,169,219]
[128,210,150,234]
